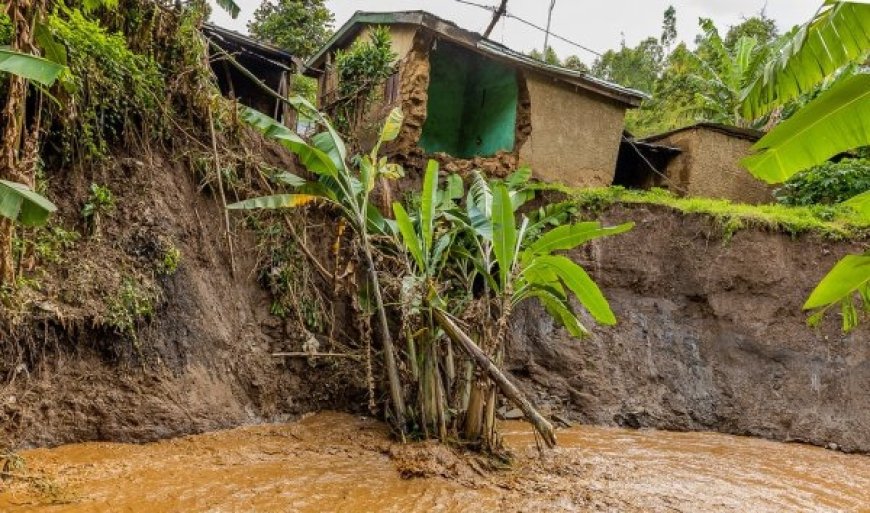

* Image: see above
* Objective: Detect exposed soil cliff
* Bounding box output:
[0,142,363,449]
[1,160,866,452]
[508,204,869,452]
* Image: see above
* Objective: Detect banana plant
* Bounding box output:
[741,1,870,183]
[392,166,633,448]
[738,1,870,331]
[228,102,410,432]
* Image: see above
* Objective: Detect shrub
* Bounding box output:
[774,158,870,206]
[47,8,165,160]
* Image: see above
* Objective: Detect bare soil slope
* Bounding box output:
[509,204,869,452]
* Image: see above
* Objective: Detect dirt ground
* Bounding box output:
[0,412,867,513]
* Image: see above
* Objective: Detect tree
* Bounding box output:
[247,0,334,59]
[590,36,664,94]
[724,13,778,49]
[684,19,770,127]
[529,46,561,66]
[563,55,589,73]
[229,101,410,432]
[661,5,677,51]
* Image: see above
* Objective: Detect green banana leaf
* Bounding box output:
[0,48,64,86]
[392,202,425,271]
[741,1,870,119]
[524,221,634,260]
[214,0,240,19]
[742,73,870,183]
[534,254,617,326]
[491,184,517,288]
[0,180,57,227]
[804,253,870,332]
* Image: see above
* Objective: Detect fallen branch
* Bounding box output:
[433,308,557,448]
[272,352,361,360]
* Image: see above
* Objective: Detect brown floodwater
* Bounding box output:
[0,412,867,512]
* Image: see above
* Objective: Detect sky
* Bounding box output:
[207,0,821,65]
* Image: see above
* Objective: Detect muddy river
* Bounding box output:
[0,412,867,512]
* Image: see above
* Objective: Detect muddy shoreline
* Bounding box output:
[1,412,868,513]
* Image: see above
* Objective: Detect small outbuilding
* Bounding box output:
[638,123,774,204]
[203,23,299,127]
[304,11,645,187]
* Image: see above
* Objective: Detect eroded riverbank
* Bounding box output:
[1,412,867,512]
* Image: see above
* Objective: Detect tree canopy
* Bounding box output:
[247,0,334,59]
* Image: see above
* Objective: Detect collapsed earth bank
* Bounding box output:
[1,164,866,452]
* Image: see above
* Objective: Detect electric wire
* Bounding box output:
[453,0,602,56]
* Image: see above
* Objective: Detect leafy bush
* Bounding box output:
[775,158,870,206]
[333,25,396,133]
[105,277,155,337]
[82,183,115,219]
[156,244,181,276]
[48,8,165,160]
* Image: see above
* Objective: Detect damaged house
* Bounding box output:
[304,11,646,186]
[617,123,774,204]
[203,23,299,127]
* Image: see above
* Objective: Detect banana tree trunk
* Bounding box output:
[361,240,407,433]
[433,309,556,448]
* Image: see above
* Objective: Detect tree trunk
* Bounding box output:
[434,308,556,448]
[0,0,39,286]
[361,240,407,433]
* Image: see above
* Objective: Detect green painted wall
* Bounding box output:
[419,43,518,158]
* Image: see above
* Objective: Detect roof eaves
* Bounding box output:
[643,122,763,143]
[475,40,647,107]
[304,10,648,107]
[203,23,295,66]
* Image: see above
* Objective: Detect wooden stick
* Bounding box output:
[272,352,361,359]
[434,308,557,448]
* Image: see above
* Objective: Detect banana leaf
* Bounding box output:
[741,1,870,119]
[742,73,870,183]
[0,180,57,227]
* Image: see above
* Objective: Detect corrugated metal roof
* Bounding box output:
[203,23,297,71]
[643,122,764,143]
[304,10,647,108]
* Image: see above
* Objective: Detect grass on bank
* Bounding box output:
[534,185,870,241]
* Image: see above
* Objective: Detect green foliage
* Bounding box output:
[82,183,115,219]
[626,12,780,136]
[157,244,181,276]
[591,36,664,94]
[741,1,870,120]
[0,180,58,228]
[547,185,870,240]
[0,48,65,86]
[33,224,80,264]
[775,159,870,206]
[743,72,870,183]
[333,25,396,133]
[661,5,677,50]
[47,7,165,160]
[105,277,155,336]
[0,12,12,45]
[805,253,870,333]
[247,0,333,59]
[724,12,778,48]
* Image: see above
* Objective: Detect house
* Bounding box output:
[202,23,299,127]
[640,123,773,204]
[303,11,645,187]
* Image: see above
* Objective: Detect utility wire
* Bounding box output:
[453,0,602,57]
